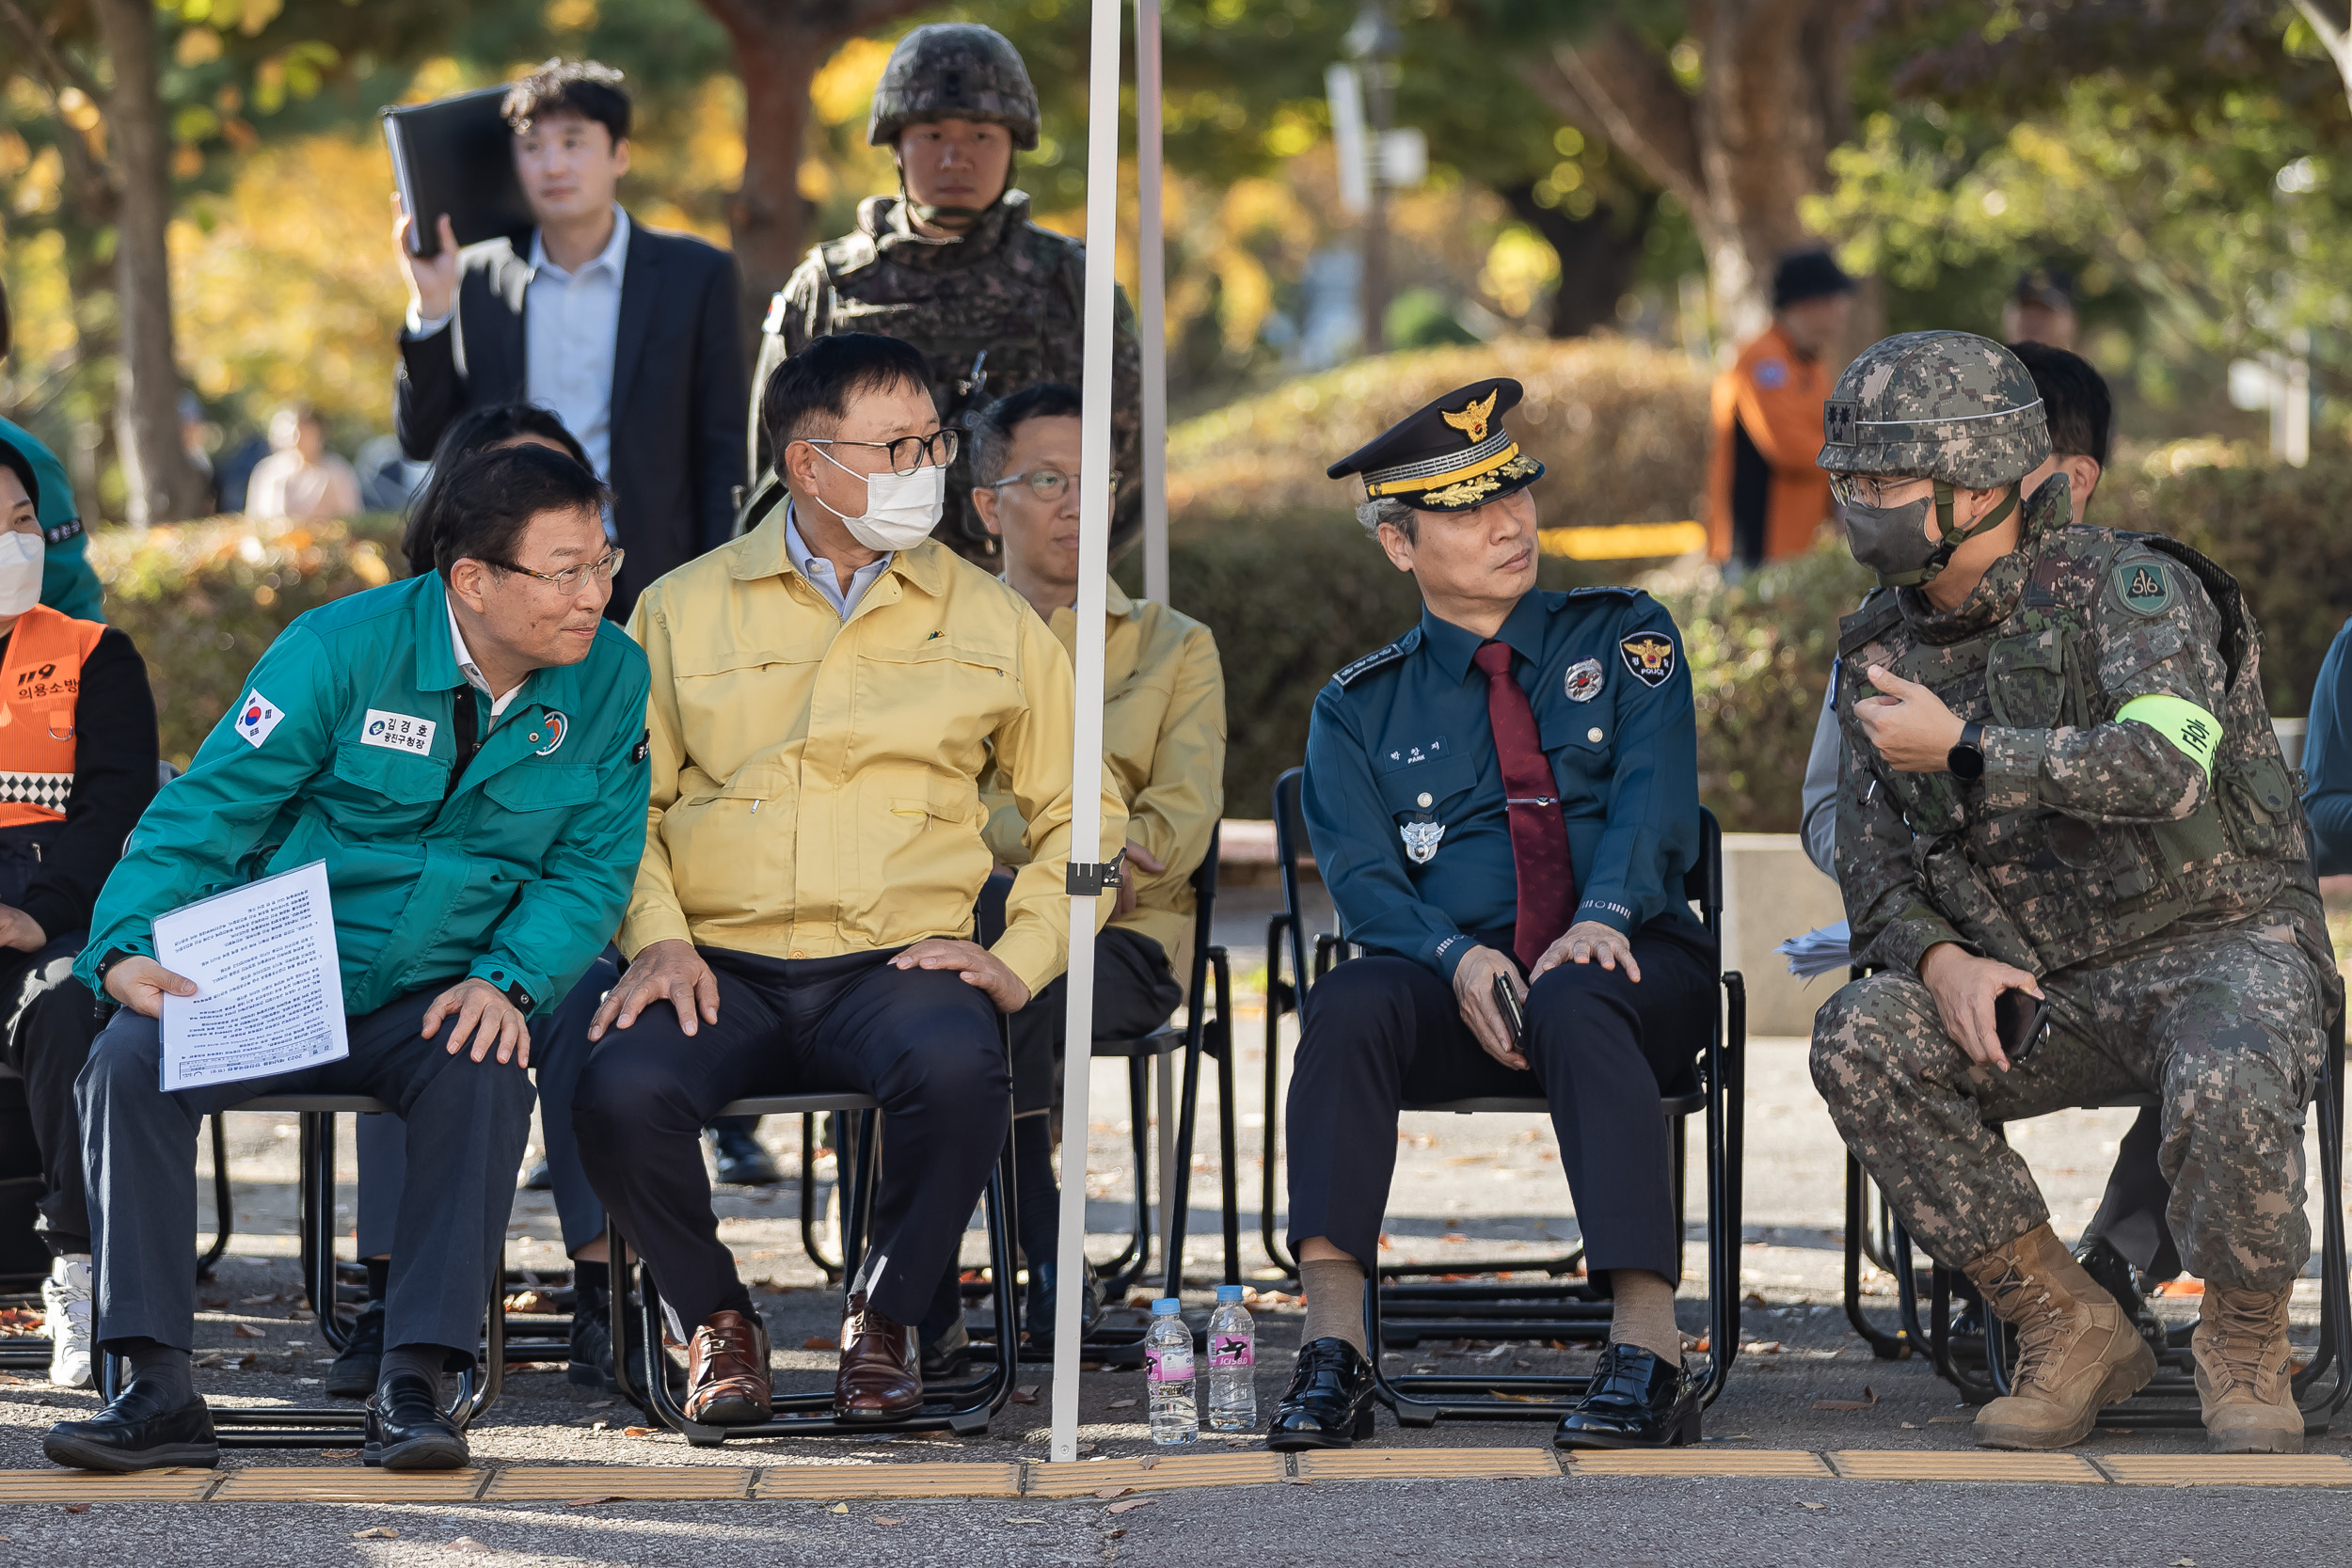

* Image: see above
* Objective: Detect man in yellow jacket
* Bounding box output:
[571,334,1125,1426]
[940,382,1224,1355]
[1705,248,1855,571]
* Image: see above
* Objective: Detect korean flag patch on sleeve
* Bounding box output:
[233,689,285,749]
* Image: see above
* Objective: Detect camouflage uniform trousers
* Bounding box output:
[1812,922,2327,1292]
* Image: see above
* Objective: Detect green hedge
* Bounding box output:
[81,446,2352,834]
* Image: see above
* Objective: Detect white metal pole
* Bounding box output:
[1050,0,1124,1468]
[1136,0,1169,606]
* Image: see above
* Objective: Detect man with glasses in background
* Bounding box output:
[569,334,1125,1425]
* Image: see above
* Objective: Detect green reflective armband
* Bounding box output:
[2116,693,2220,780]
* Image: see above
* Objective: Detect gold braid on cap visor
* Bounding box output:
[1364,441,1529,501]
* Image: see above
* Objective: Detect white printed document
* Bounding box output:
[153,859,347,1092]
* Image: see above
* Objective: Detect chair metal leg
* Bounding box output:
[1155,1050,1178,1282]
[1842,1156,1912,1360]
[1261,912,1297,1278]
[799,1113,845,1283]
[1100,1058,1153,1293]
[1213,950,1241,1286]
[197,1115,232,1280]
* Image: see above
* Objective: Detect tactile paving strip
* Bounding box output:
[209,1467,491,1502]
[484,1465,754,1500]
[754,1463,1022,1499]
[1567,1449,1833,1478]
[1026,1453,1286,1496]
[1830,1450,2102,1483]
[1295,1449,1558,1481]
[2094,1454,2352,1487]
[0,1468,219,1501]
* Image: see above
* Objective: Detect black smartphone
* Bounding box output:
[1994,988,2052,1065]
[1492,974,1527,1047]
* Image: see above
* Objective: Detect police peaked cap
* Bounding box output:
[1328,378,1546,514]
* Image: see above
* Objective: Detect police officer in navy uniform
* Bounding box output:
[1269,379,1718,1452]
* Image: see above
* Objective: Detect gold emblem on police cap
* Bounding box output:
[1440,388,1499,444]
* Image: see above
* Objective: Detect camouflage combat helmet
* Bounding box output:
[1817,329,2049,488]
[869,24,1041,151]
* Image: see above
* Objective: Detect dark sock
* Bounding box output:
[713,1282,756,1321]
[571,1260,609,1302]
[1013,1114,1059,1269]
[115,1338,194,1406]
[363,1258,389,1304]
[377,1342,459,1402]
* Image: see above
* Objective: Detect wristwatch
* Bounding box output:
[1947,720,1987,782]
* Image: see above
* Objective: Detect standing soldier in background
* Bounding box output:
[748,23,1142,564]
[1706,249,1856,574]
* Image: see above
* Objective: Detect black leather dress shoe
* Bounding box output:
[1266,1337,1375,1450]
[43,1383,217,1472]
[364,1370,469,1470]
[921,1314,971,1381]
[325,1300,386,1398]
[568,1281,618,1392]
[708,1123,781,1186]
[1024,1260,1104,1353]
[1555,1343,1699,1449]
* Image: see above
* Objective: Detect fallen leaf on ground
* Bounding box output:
[2171,1560,2196,1566]
[62,1503,89,1514]
[1104,1528,1127,1540]
[321,1449,359,1459]
[352,1527,398,1539]
[586,1399,614,1409]
[1011,1385,1039,1404]
[1004,1516,1048,1524]
[193,1354,223,1368]
[1900,1422,1918,1430]
[829,1503,849,1514]
[872,1517,902,1526]
[234,1353,258,1370]
[565,1496,620,1507]
[1812,1386,1879,1412]
[803,1336,837,1351]
[230,1323,265,1338]
[1107,1398,1137,1409]
[622,1426,654,1437]
[1798,1501,1826,1511]
[1928,1415,1970,1424]
[1486,1391,1552,1403]
[1106,1498,1156,1515]
[444,1538,492,1554]
[1134,1456,1160,1469]
[2155,1280,2204,1298]
[1094,1487,1133,1499]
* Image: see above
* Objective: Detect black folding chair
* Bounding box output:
[100,1095,504,1449]
[1261,766,1747,1426]
[609,1089,1020,1442]
[1840,1016,2352,1433]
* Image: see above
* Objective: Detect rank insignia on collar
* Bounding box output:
[1619,633,1676,688]
[1401,816,1444,864]
[1565,657,1605,703]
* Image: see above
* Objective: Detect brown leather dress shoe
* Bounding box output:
[684,1308,772,1425]
[834,1291,922,1420]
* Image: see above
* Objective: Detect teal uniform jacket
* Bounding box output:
[1302,586,1705,980]
[0,417,105,622]
[77,572,652,1017]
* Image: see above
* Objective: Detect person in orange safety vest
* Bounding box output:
[1706,248,1856,572]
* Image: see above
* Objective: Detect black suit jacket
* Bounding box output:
[393,214,747,619]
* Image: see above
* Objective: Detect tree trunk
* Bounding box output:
[1525,1,1864,341]
[715,15,824,341]
[1502,183,1653,339]
[89,0,208,524]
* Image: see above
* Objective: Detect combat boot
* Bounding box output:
[1963,1223,2156,1449]
[2191,1285,2302,1453]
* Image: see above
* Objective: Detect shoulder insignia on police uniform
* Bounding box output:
[1334,641,1407,689]
[1618,633,1677,689]
[2114,559,2171,617]
[1565,584,1639,600]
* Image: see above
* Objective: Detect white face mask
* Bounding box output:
[0,532,43,617]
[809,445,946,552]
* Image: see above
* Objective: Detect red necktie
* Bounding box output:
[1472,641,1577,971]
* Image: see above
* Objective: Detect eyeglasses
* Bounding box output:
[986,466,1121,502]
[493,547,625,594]
[1828,474,1931,508]
[803,429,962,476]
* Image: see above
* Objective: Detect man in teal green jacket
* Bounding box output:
[45,444,650,1475]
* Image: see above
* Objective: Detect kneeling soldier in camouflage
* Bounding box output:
[1810,330,2339,1454]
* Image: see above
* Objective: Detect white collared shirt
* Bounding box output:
[784,505,891,621]
[445,593,526,718]
[523,206,629,497]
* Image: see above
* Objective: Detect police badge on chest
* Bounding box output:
[1401,814,1444,863]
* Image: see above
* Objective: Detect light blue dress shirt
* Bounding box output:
[523,206,629,497]
[783,505,891,620]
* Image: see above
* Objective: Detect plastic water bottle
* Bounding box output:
[1204,1284,1257,1432]
[1144,1297,1198,1445]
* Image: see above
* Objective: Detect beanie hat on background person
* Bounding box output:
[1772,248,1857,310]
